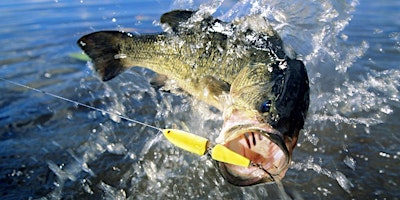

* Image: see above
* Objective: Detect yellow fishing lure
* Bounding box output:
[162,129,250,167]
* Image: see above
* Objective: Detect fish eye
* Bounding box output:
[259,100,271,113]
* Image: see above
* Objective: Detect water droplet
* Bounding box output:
[379,151,391,158]
[344,156,356,170]
[335,171,353,194]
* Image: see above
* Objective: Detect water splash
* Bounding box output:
[291,158,354,194]
[70,0,365,198]
[98,181,127,200]
[25,0,398,199]
[37,70,160,199]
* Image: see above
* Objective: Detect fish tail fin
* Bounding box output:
[77,31,132,81]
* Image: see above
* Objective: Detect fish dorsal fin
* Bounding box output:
[160,10,194,32]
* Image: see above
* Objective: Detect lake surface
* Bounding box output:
[0,0,399,199]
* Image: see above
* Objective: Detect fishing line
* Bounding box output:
[0,77,162,132]
[0,77,269,170]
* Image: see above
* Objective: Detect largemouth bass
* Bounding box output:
[77,10,309,186]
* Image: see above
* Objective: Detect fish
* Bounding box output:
[77,10,309,186]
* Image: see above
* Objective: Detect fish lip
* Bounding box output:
[216,124,291,186]
[217,162,275,186]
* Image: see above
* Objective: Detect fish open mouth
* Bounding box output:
[216,124,290,186]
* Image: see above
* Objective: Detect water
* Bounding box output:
[0,0,399,199]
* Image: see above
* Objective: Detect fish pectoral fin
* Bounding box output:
[77,31,132,81]
[151,74,185,94]
[196,76,230,110]
[199,76,230,97]
[160,10,195,32]
[150,74,168,89]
